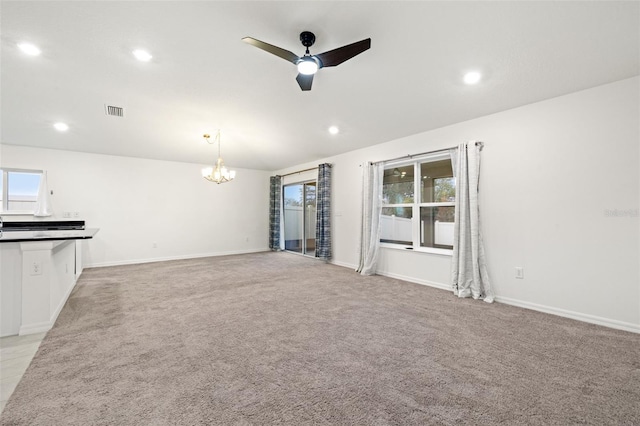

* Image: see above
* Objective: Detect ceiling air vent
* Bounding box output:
[105,104,124,118]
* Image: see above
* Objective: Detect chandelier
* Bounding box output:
[201,131,236,184]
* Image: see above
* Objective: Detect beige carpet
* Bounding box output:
[1,252,639,425]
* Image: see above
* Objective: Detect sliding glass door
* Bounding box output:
[283,181,316,256]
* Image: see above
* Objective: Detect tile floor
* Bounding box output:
[0,332,46,414]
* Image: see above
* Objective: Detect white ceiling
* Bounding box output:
[1,1,638,171]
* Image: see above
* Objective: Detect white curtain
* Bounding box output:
[451,142,494,302]
[33,171,53,217]
[357,162,383,275]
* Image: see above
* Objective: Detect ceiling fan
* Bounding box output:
[242,31,371,91]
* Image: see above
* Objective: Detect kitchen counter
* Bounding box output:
[0,219,99,336]
[0,228,99,243]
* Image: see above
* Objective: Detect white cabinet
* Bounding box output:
[1,240,80,336]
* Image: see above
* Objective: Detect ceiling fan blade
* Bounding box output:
[315,38,371,68]
[242,37,299,65]
[296,73,314,91]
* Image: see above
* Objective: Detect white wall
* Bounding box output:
[276,77,640,332]
[0,146,271,267]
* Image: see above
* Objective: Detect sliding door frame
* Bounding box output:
[283,179,317,257]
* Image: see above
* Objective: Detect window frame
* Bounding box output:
[380,152,455,256]
[0,167,43,215]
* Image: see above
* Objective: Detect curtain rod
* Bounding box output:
[276,163,332,178]
[278,167,316,178]
[369,141,484,165]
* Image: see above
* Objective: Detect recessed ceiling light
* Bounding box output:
[132,49,152,62]
[328,126,339,135]
[18,42,41,56]
[463,71,482,85]
[53,122,69,132]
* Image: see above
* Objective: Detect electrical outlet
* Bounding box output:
[32,261,42,276]
[62,212,71,218]
[73,212,80,218]
[515,267,524,279]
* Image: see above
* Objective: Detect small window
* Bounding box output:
[381,152,456,253]
[0,168,43,214]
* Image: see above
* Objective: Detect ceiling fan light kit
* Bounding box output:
[242,31,371,91]
[297,57,319,75]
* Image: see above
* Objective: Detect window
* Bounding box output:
[0,168,43,214]
[381,152,455,253]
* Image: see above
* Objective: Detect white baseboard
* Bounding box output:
[19,321,52,336]
[329,259,452,291]
[328,262,639,334]
[494,295,640,334]
[84,248,270,269]
[375,270,452,292]
[329,259,358,270]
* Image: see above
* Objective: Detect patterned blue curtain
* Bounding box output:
[269,175,282,250]
[315,164,332,260]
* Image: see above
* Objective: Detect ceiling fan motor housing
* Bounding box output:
[300,31,316,48]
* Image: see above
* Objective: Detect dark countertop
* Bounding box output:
[1,220,85,231]
[0,228,99,243]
